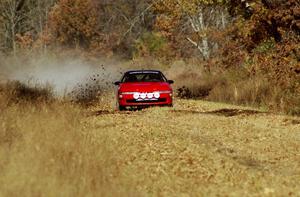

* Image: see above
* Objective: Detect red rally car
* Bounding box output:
[114,70,174,110]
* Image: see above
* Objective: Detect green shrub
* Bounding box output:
[253,39,276,54]
[133,32,169,59]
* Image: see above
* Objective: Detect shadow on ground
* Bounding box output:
[92,108,266,117]
[283,118,300,125]
[91,109,141,116]
[172,108,266,117]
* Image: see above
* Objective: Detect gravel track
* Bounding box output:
[87,99,300,196]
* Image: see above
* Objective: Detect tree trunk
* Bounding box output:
[202,36,210,60]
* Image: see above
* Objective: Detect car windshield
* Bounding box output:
[122,72,166,83]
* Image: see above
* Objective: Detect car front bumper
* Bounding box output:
[118,92,173,107]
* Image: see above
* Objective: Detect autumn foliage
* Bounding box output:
[224,0,300,113]
[47,0,106,54]
[0,0,299,114]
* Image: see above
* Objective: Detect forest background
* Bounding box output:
[0,0,299,114]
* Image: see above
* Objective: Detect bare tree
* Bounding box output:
[0,0,56,54]
[0,0,26,55]
[92,0,155,56]
[177,1,230,60]
[27,0,56,33]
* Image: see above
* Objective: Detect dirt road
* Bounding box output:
[85,99,300,196]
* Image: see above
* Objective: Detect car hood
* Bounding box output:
[119,82,171,92]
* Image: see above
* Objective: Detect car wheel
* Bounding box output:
[116,101,126,111]
[119,106,126,111]
[115,101,125,111]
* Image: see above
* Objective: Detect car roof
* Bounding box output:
[125,70,162,74]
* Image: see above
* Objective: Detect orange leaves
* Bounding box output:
[47,0,99,48]
[153,0,182,36]
[16,33,34,50]
[154,16,178,38]
[44,0,156,57]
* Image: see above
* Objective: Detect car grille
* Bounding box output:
[126,98,167,103]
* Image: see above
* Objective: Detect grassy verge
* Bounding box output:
[0,82,137,196]
[171,64,300,116]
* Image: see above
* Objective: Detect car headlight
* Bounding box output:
[154,92,160,98]
[133,93,140,99]
[140,93,147,99]
[147,93,154,99]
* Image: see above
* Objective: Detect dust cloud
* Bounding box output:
[0,54,124,97]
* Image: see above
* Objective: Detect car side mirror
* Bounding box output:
[114,81,121,86]
[167,80,174,84]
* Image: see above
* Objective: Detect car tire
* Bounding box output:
[119,105,126,111]
[116,101,126,111]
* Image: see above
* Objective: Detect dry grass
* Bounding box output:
[169,63,300,116]
[166,61,217,99]
[0,82,138,196]
[0,104,141,196]
[0,81,54,106]
[207,76,300,116]
[1,80,300,196]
